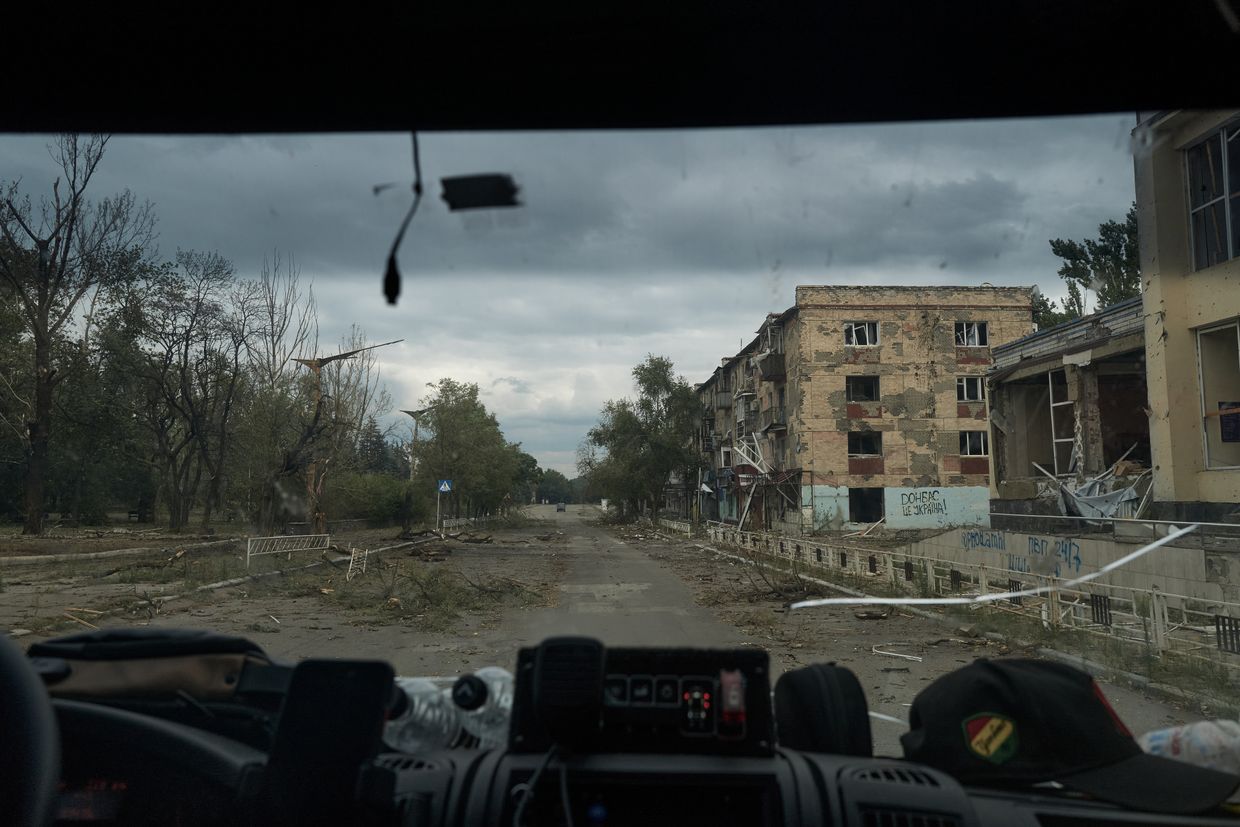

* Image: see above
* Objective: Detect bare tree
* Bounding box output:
[0,135,155,534]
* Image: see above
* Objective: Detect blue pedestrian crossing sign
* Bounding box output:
[437,479,453,493]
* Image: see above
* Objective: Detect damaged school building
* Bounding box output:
[987,296,1153,523]
[695,285,1035,532]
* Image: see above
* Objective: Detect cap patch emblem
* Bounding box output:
[964,713,1018,764]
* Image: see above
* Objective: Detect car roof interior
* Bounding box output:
[4,1,1238,134]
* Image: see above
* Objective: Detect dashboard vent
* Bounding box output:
[849,767,941,787]
[858,807,961,827]
[373,754,436,772]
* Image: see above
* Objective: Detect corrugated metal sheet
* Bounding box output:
[992,297,1143,372]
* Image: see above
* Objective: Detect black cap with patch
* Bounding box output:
[900,658,1240,815]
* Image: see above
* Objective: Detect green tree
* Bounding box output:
[538,469,572,503]
[580,355,701,516]
[0,135,156,533]
[411,379,521,518]
[1048,203,1140,315]
[510,449,542,504]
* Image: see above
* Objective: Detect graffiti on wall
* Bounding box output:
[883,486,990,529]
[959,529,1083,577]
[961,530,1006,551]
[1027,535,1082,576]
[900,489,947,517]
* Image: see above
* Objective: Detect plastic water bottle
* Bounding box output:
[451,666,514,749]
[384,677,464,753]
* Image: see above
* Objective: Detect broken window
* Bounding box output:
[848,431,882,456]
[847,375,880,402]
[956,376,985,401]
[721,447,732,468]
[845,321,879,346]
[959,430,989,456]
[849,487,884,523]
[955,321,989,346]
[1199,322,1240,468]
[1187,124,1239,270]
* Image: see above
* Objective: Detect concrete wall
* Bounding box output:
[1138,110,1240,510]
[804,483,849,531]
[913,527,1236,605]
[884,485,990,529]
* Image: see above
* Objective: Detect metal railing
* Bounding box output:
[246,534,331,568]
[442,516,489,531]
[699,522,1240,685]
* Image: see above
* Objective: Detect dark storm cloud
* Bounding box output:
[0,115,1138,473]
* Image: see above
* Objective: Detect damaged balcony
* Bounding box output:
[758,352,786,381]
[761,406,787,432]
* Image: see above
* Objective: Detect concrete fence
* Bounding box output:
[655,517,693,537]
[701,521,1240,687]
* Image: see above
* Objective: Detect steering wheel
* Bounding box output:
[0,634,59,826]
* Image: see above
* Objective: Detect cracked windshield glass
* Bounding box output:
[3,114,1239,757]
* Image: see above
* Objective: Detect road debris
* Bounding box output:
[873,643,923,662]
[269,615,281,624]
[854,608,891,620]
[64,611,100,630]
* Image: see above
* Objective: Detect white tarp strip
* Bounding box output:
[789,523,1199,610]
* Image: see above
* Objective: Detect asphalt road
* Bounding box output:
[511,505,746,647]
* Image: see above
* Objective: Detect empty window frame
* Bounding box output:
[957,376,985,402]
[959,430,989,456]
[849,487,884,523]
[845,322,879,346]
[1198,322,1240,468]
[847,375,880,402]
[1187,123,1240,271]
[955,321,989,346]
[848,431,883,456]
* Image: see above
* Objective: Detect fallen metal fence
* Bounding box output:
[700,522,1240,685]
[245,534,331,568]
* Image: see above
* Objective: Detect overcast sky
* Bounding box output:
[0,116,1138,475]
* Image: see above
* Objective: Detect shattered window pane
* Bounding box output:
[956,376,985,401]
[959,430,989,455]
[955,322,988,346]
[1193,201,1229,270]
[1188,132,1224,209]
[1189,125,1237,269]
[845,321,878,346]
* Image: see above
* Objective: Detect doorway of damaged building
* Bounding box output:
[989,298,1151,509]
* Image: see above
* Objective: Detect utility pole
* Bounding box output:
[293,339,403,534]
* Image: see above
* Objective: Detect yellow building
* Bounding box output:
[1136,110,1240,520]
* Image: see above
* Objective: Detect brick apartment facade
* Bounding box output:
[697,285,1034,532]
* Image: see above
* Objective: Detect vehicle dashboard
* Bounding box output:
[47,642,1240,827]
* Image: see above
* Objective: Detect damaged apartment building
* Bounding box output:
[696,285,1034,533]
[987,297,1152,521]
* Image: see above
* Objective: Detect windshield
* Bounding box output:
[2,116,1237,758]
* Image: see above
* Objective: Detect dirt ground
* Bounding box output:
[5,509,1197,756]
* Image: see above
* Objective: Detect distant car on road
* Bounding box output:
[556,502,566,512]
